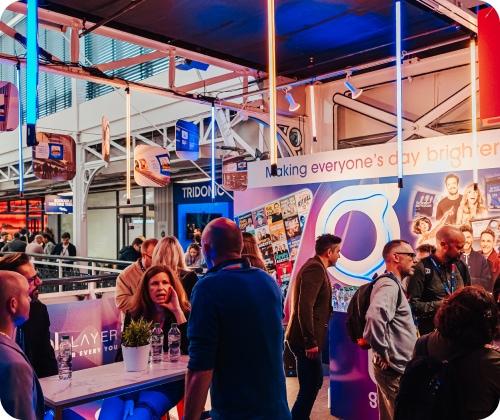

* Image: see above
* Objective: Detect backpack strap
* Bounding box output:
[373,272,403,309]
[414,334,430,357]
[455,260,470,287]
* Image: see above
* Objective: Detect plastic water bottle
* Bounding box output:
[168,323,181,362]
[58,335,72,380]
[151,323,164,363]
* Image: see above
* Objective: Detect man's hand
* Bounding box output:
[305,346,319,359]
[373,353,390,370]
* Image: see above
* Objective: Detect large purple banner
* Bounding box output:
[47,298,121,371]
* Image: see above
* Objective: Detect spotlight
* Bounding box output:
[344,72,363,100]
[284,87,301,112]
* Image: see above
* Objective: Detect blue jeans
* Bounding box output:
[99,381,184,420]
[289,344,323,420]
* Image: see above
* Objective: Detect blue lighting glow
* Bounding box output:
[396,1,403,188]
[211,104,215,200]
[15,64,24,195]
[26,0,38,146]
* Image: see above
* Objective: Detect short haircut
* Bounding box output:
[141,238,158,252]
[131,237,144,247]
[435,286,497,348]
[480,228,496,241]
[0,252,30,272]
[382,239,410,261]
[42,233,52,241]
[13,232,20,239]
[416,243,436,254]
[61,232,70,239]
[459,224,473,235]
[315,234,341,256]
[188,243,201,252]
[445,173,459,184]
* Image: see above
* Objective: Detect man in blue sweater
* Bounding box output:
[184,217,291,420]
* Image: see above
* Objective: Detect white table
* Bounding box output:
[39,356,188,419]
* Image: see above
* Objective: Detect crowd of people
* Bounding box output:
[0,218,499,420]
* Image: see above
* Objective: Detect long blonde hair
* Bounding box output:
[152,236,187,273]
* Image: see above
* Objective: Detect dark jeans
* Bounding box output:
[288,343,323,420]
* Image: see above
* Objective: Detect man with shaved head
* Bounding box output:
[0,270,45,420]
[184,217,291,420]
[407,226,471,335]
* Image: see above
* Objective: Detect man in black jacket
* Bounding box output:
[52,232,77,257]
[407,226,471,335]
[1,232,27,253]
[459,224,492,291]
[0,252,58,378]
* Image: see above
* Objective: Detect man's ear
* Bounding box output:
[7,296,17,317]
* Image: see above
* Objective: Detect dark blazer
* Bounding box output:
[460,250,493,292]
[51,242,77,257]
[0,335,45,420]
[286,256,332,349]
[17,299,58,378]
[1,238,27,253]
[180,269,199,300]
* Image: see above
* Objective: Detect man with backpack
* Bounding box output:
[363,240,418,420]
[407,226,470,335]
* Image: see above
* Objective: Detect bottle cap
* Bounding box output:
[61,335,70,340]
[153,322,160,327]
[171,323,178,327]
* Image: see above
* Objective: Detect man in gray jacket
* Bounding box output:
[0,270,45,420]
[363,240,418,420]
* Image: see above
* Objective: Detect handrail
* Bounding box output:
[2,251,134,266]
[41,273,118,286]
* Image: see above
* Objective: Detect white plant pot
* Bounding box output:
[122,344,150,372]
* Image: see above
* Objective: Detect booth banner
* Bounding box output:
[101,116,110,163]
[175,119,199,161]
[0,81,19,131]
[222,153,248,191]
[235,131,500,289]
[247,131,500,188]
[45,194,73,214]
[47,298,121,371]
[173,178,231,204]
[134,145,171,187]
[33,132,76,181]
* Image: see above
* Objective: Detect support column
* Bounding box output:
[154,185,173,239]
[72,143,88,256]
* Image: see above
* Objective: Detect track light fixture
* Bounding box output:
[344,72,363,100]
[284,86,301,112]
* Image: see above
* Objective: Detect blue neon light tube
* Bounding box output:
[396,1,403,188]
[16,64,24,195]
[211,104,216,200]
[26,0,38,146]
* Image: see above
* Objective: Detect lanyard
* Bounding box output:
[430,257,456,295]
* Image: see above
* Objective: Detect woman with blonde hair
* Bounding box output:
[456,183,487,226]
[242,232,267,270]
[152,236,199,299]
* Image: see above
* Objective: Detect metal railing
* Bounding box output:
[3,252,132,300]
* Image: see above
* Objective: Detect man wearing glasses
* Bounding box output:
[407,226,471,336]
[0,252,58,378]
[115,238,158,314]
[363,240,418,420]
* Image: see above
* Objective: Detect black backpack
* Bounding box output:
[395,335,467,420]
[345,273,402,348]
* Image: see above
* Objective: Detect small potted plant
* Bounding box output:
[121,318,152,372]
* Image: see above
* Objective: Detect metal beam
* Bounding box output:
[177,71,240,93]
[96,50,166,72]
[7,2,260,77]
[416,0,477,33]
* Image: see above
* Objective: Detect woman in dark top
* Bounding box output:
[412,286,500,419]
[100,265,190,420]
[152,236,199,299]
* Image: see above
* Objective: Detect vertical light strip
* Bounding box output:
[16,64,24,196]
[267,0,278,175]
[125,87,131,204]
[26,0,38,146]
[396,1,403,188]
[309,84,317,143]
[470,37,478,189]
[211,103,216,200]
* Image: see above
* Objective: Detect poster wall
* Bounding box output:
[236,130,500,289]
[0,81,19,131]
[33,132,76,181]
[47,298,121,371]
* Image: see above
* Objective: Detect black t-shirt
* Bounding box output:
[436,195,462,224]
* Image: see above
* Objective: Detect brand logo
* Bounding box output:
[182,184,225,199]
